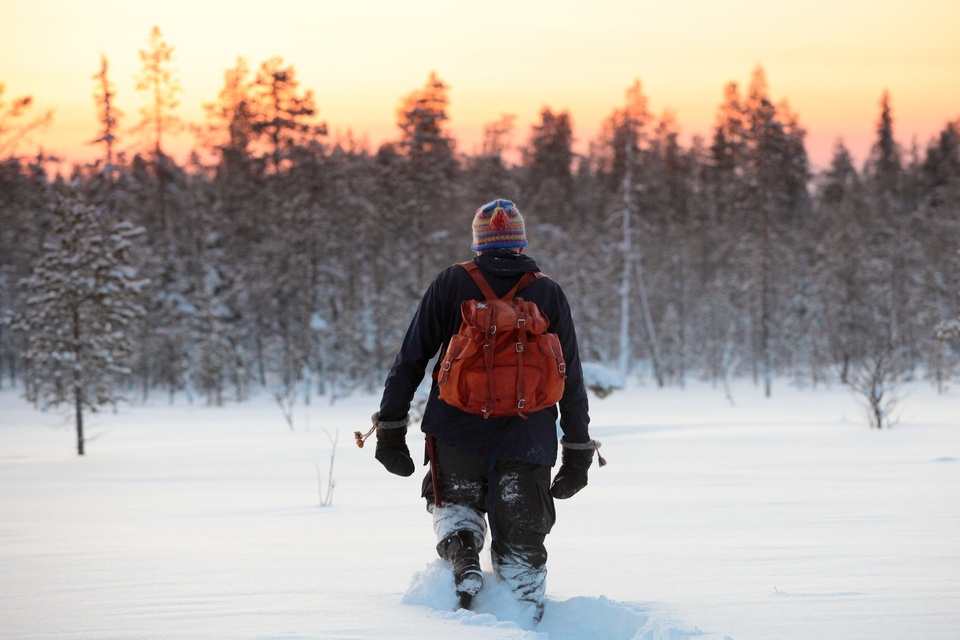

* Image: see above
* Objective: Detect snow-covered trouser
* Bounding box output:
[423,439,556,614]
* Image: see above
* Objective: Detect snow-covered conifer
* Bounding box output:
[521,107,575,225]
[10,197,146,454]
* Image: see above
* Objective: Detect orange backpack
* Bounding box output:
[437,262,567,418]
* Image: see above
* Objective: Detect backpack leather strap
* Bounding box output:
[514,297,528,417]
[481,302,496,418]
[457,261,542,301]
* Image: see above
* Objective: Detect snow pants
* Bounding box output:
[423,438,556,612]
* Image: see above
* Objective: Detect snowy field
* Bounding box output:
[1,379,958,640]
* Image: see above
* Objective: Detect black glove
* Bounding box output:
[550,440,596,499]
[373,413,415,477]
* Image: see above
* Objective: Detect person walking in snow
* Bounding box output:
[366,198,600,623]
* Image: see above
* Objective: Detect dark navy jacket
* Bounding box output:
[378,249,590,466]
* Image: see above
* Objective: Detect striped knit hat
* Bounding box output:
[471,199,527,252]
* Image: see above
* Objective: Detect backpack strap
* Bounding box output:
[457,261,543,301]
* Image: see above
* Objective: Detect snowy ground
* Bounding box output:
[1,378,958,640]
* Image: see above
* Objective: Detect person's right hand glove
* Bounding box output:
[372,413,415,477]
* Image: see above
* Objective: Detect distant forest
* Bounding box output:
[2,27,959,419]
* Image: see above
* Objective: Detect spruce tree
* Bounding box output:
[865,90,902,206]
[10,197,146,455]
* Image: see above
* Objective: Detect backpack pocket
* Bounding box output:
[534,333,567,407]
[437,333,479,386]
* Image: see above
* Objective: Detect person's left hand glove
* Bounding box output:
[550,446,592,499]
[550,438,605,499]
[372,413,415,477]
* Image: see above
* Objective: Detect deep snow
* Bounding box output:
[1,379,958,639]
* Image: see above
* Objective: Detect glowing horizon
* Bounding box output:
[2,0,959,172]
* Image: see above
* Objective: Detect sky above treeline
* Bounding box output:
[3,0,959,171]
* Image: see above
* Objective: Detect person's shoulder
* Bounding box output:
[522,260,560,289]
[527,269,572,307]
[435,261,473,280]
[427,261,475,292]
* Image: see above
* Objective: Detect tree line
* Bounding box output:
[1,27,958,449]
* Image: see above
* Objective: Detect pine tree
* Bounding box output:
[464,113,519,203]
[921,123,960,385]
[396,71,457,181]
[200,56,269,310]
[920,119,960,204]
[935,248,960,341]
[390,72,459,284]
[595,80,649,192]
[201,57,256,168]
[0,148,56,388]
[707,81,747,226]
[595,81,664,384]
[250,57,327,173]
[482,113,516,159]
[134,26,183,159]
[133,26,184,235]
[90,54,122,171]
[814,140,871,382]
[861,91,928,373]
[647,113,694,385]
[0,83,53,158]
[521,107,575,225]
[10,197,146,455]
[736,67,810,395]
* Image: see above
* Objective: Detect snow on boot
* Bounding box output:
[437,530,483,609]
[492,544,547,624]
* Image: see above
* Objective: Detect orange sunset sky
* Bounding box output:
[2,0,959,172]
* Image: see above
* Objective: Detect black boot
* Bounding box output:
[437,530,483,609]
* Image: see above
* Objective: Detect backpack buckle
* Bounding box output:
[517,398,525,409]
[515,342,524,352]
[558,363,567,374]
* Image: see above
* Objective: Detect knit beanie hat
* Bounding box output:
[471,199,527,252]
